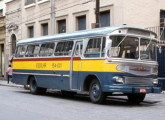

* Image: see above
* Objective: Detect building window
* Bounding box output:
[77,15,86,30]
[11,34,16,54]
[58,19,66,33]
[160,11,165,40]
[42,23,48,36]
[100,11,110,27]
[0,9,3,17]
[25,0,35,5]
[28,26,34,38]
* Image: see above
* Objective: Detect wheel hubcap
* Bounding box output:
[92,84,100,98]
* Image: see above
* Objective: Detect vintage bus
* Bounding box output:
[12,25,161,104]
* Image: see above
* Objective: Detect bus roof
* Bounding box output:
[17,25,153,45]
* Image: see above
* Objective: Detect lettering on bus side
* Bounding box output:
[52,63,62,68]
[36,63,47,68]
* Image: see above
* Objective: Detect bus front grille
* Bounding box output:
[125,77,153,85]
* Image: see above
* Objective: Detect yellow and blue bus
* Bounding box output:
[12,25,161,104]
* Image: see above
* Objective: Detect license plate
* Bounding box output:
[139,88,147,93]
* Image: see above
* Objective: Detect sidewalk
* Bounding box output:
[0,78,23,88]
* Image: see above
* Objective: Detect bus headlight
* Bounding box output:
[113,77,124,83]
[153,79,158,85]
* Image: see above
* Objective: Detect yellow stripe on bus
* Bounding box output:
[13,60,122,73]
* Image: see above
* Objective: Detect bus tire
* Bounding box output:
[127,93,146,104]
[89,79,106,104]
[30,77,46,95]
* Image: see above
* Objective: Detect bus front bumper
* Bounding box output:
[103,85,161,93]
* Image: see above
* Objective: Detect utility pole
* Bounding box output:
[95,0,100,28]
[51,0,55,34]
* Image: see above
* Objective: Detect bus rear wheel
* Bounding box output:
[30,77,46,95]
[89,79,106,104]
[127,93,146,104]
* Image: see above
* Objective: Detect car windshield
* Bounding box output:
[109,36,156,61]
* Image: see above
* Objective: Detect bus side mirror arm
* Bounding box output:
[157,45,162,54]
[105,37,112,57]
[105,38,112,50]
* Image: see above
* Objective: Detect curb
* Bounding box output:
[0,81,23,88]
[0,84,23,88]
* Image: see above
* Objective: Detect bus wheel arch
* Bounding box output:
[24,75,33,90]
[29,76,46,95]
[83,75,101,92]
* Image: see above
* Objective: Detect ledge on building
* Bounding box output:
[37,0,50,5]
[24,3,36,9]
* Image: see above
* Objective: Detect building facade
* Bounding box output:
[5,0,165,74]
[0,0,8,77]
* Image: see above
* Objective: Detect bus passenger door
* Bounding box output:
[71,41,83,90]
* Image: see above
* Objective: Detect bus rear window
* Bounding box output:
[15,46,26,58]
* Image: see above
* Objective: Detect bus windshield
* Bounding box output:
[109,36,156,61]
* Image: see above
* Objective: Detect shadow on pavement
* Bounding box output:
[16,89,161,107]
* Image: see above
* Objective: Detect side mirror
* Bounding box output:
[105,38,112,50]
[157,45,162,54]
[159,46,162,54]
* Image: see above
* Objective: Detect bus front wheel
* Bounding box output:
[89,79,106,104]
[127,93,146,104]
[30,77,46,95]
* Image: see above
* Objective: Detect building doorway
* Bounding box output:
[0,44,4,77]
[11,34,16,55]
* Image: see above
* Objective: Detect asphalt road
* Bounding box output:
[0,86,165,120]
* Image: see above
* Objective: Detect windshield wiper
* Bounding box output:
[117,35,127,47]
[145,39,151,51]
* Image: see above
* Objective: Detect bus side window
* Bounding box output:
[74,42,83,56]
[74,44,79,56]
[84,38,102,58]
[55,41,73,56]
[39,43,55,57]
[101,37,106,57]
[25,44,40,57]
[15,46,26,58]
[33,45,40,57]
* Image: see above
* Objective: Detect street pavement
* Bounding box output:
[0,78,23,88]
[1,84,165,120]
[1,77,165,120]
